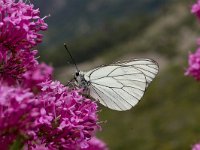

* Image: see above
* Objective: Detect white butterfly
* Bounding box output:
[73,58,159,111]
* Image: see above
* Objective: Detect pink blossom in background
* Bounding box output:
[192,0,200,19]
[188,1,200,150]
[192,142,200,150]
[185,48,200,80]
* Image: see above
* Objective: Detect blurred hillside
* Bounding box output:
[35,0,198,69]
[36,0,168,40]
[35,0,169,66]
[55,0,198,83]
[36,0,200,150]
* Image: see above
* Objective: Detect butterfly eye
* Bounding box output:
[75,72,79,76]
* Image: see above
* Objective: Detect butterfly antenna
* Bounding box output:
[64,43,79,72]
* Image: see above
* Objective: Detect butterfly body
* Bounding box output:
[73,59,159,111]
[74,71,90,89]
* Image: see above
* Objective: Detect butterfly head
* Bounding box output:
[74,71,80,81]
[74,71,89,89]
[75,71,80,77]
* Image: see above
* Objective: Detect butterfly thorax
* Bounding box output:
[74,71,90,89]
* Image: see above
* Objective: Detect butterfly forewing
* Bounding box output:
[81,59,158,111]
[120,59,159,87]
[84,60,155,111]
[86,66,119,80]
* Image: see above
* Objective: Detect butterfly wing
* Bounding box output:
[84,59,158,111]
[118,59,159,88]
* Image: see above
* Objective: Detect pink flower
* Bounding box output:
[27,137,109,150]
[0,0,47,84]
[82,137,109,150]
[0,1,105,149]
[0,83,40,148]
[24,143,56,150]
[185,48,200,80]
[0,49,38,84]
[33,80,100,149]
[0,0,48,50]
[191,0,200,19]
[23,62,53,90]
[0,80,100,150]
[192,142,200,150]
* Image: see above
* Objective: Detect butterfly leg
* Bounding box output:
[82,87,90,98]
[65,78,76,89]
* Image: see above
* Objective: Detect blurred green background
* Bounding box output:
[35,0,200,149]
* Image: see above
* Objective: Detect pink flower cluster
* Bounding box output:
[187,1,200,150]
[23,62,53,90]
[0,0,47,50]
[185,48,200,80]
[191,0,200,20]
[85,137,109,150]
[0,81,101,149]
[192,142,200,150]
[24,137,108,150]
[0,0,108,149]
[186,0,200,80]
[32,81,100,149]
[0,84,39,150]
[0,0,48,84]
